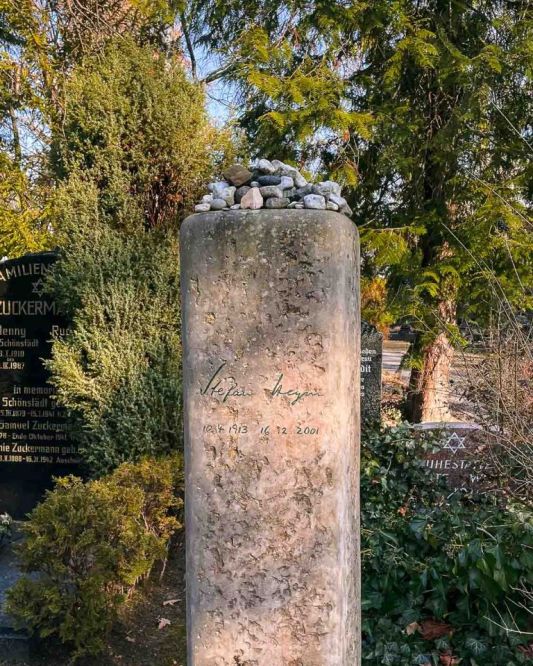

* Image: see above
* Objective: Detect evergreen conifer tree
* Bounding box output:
[186,0,532,419]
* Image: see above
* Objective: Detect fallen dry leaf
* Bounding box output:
[419,618,453,640]
[518,642,533,658]
[158,617,172,630]
[163,598,180,606]
[405,621,420,635]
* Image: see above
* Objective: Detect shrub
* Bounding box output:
[45,208,182,476]
[6,455,183,660]
[52,36,234,231]
[361,424,533,665]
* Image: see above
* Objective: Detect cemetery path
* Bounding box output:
[382,340,410,378]
[381,340,482,424]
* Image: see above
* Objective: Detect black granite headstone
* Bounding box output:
[0,252,79,518]
[361,320,383,424]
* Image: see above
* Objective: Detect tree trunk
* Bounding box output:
[408,330,455,423]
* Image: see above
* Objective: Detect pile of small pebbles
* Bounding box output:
[194,159,352,217]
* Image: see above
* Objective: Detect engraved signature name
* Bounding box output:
[269,374,323,405]
[200,361,323,405]
[200,362,252,402]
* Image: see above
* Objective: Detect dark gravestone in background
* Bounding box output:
[413,422,492,491]
[361,320,383,424]
[0,252,79,518]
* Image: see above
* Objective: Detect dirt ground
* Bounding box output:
[2,534,187,666]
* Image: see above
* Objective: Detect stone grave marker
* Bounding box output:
[413,422,493,490]
[361,320,383,424]
[0,252,79,518]
[181,209,361,665]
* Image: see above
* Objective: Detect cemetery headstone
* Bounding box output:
[181,209,361,665]
[0,252,79,518]
[413,422,493,490]
[361,320,383,424]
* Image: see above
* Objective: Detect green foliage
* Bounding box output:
[361,424,533,665]
[189,0,533,335]
[6,455,183,660]
[44,199,182,476]
[53,36,232,231]
[0,154,51,257]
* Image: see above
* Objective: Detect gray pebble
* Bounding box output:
[251,181,260,188]
[280,176,294,190]
[235,186,251,203]
[194,203,211,212]
[265,197,290,209]
[257,159,276,174]
[201,194,213,204]
[210,180,228,195]
[328,193,353,216]
[326,201,339,211]
[212,182,236,206]
[283,188,298,200]
[342,202,353,217]
[271,159,286,173]
[303,194,326,210]
[259,185,284,199]
[230,203,241,210]
[313,180,342,197]
[295,184,313,197]
[257,175,282,186]
[328,194,347,208]
[210,198,228,211]
[293,171,307,188]
[288,201,304,209]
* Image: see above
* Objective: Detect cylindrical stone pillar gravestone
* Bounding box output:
[181,210,360,665]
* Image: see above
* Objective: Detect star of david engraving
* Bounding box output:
[442,432,466,455]
[32,278,45,297]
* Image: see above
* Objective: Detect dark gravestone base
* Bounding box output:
[0,525,30,661]
[0,463,80,519]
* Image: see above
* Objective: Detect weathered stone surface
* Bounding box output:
[223,164,253,187]
[240,187,263,210]
[361,320,383,424]
[181,209,361,665]
[195,203,211,213]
